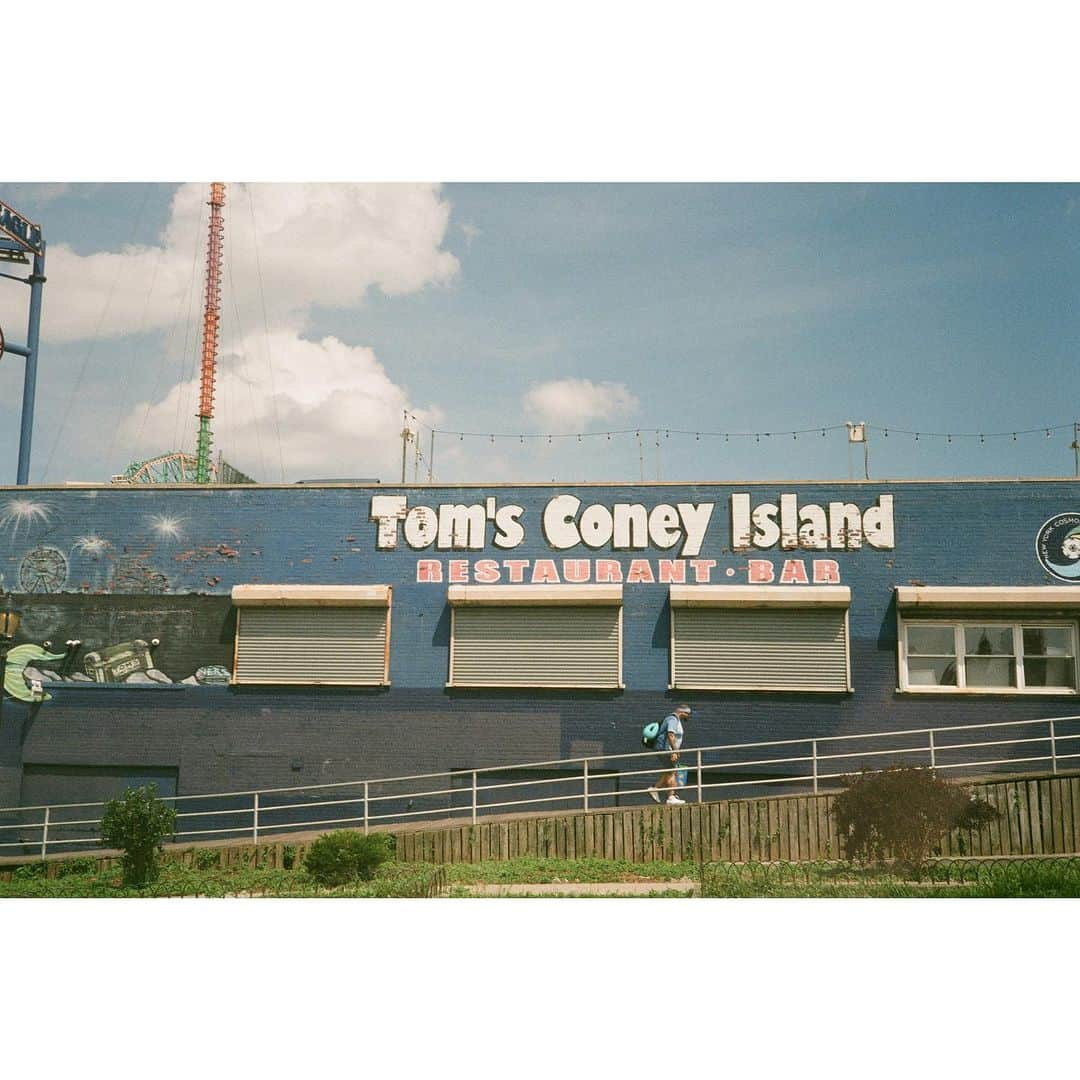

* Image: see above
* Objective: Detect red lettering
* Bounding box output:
[657,559,686,584]
[562,559,591,583]
[779,558,809,585]
[626,559,655,584]
[448,559,469,583]
[416,559,443,583]
[503,559,529,583]
[473,559,500,583]
[689,559,716,583]
[531,558,560,583]
[813,559,841,584]
[748,559,774,583]
[595,559,623,583]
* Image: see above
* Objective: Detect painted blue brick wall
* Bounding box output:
[2,479,1079,806]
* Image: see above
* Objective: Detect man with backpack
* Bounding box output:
[647,704,692,806]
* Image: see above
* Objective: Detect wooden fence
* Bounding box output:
[3,771,1079,880]
[395,772,1080,865]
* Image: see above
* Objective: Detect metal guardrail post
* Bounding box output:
[1050,720,1058,774]
[363,781,369,836]
[253,792,260,845]
[696,749,703,803]
[583,758,589,812]
[928,730,937,770]
[40,806,49,860]
[812,740,819,795]
[471,771,478,825]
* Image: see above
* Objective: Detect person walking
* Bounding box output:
[648,704,691,806]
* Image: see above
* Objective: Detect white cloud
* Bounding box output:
[117,330,441,483]
[522,377,639,432]
[0,183,459,344]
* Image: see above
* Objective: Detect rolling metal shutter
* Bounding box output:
[671,607,850,691]
[450,606,622,688]
[234,606,389,685]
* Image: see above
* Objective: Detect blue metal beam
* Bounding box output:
[16,246,45,486]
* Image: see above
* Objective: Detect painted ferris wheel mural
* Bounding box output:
[18,546,69,593]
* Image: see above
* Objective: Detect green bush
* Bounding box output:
[303,830,393,886]
[55,856,98,878]
[100,785,177,887]
[832,767,999,869]
[194,848,221,870]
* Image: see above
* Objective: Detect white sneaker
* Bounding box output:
[666,794,686,806]
[648,787,661,803]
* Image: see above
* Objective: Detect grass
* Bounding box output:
[699,858,1080,897]
[0,858,446,898]
[4,853,1077,898]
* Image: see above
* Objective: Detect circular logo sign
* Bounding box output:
[1036,513,1080,581]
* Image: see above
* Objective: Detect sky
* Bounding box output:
[1,182,1078,487]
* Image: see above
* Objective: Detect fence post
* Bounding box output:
[40,806,49,860]
[696,749,703,804]
[471,771,478,825]
[1050,719,1058,774]
[252,792,259,846]
[928,730,936,770]
[583,758,589,813]
[363,781,369,836]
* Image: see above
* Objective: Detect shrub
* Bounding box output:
[832,767,999,869]
[303,831,393,886]
[194,848,221,870]
[100,785,177,887]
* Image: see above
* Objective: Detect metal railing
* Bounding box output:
[3,713,1080,857]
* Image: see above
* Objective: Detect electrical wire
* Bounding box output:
[246,184,286,482]
[41,184,153,481]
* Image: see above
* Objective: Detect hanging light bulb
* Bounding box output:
[755,434,760,443]
[577,434,582,443]
[548,435,552,444]
[459,433,463,442]
[980,434,984,443]
[947,434,952,443]
[490,434,495,444]
[915,433,920,441]
[1012,433,1017,441]
[884,429,889,438]
[695,433,699,441]
[793,432,797,441]
[1046,429,1052,438]
[821,429,826,438]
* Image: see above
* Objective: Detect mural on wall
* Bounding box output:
[1036,514,1080,581]
[18,546,69,593]
[2,635,233,697]
[2,644,69,703]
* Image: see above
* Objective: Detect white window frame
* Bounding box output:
[898,618,1078,695]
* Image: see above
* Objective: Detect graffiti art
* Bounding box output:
[18,546,69,593]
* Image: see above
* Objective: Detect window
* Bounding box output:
[447,585,623,689]
[669,585,852,692]
[231,585,391,686]
[900,621,1077,693]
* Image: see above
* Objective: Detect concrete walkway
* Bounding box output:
[457,878,699,897]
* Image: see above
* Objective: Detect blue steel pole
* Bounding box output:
[16,244,46,486]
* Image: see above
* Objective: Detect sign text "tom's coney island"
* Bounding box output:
[370,493,894,555]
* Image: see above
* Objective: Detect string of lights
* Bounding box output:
[403,414,1078,445]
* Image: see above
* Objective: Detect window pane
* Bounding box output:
[907,657,957,686]
[1024,658,1076,689]
[965,656,1016,687]
[964,626,1013,655]
[1023,627,1072,657]
[907,626,955,655]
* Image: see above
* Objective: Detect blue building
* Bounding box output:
[2,478,1079,810]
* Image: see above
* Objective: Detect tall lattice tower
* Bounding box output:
[195,182,226,483]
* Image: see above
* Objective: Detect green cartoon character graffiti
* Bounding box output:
[2,643,69,703]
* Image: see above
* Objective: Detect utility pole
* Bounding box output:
[1072,422,1079,478]
[428,429,435,483]
[400,411,411,483]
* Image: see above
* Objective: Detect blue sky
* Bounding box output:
[1,182,1077,486]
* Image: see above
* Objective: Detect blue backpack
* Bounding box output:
[641,716,669,748]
